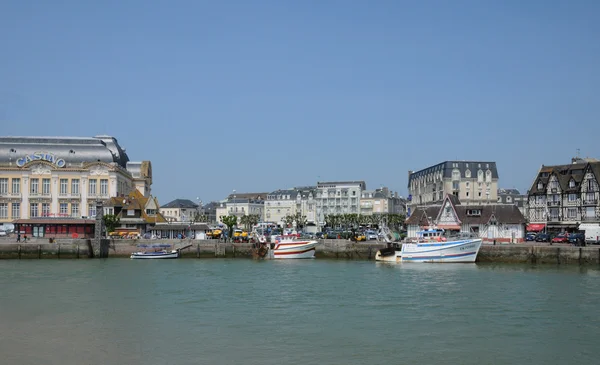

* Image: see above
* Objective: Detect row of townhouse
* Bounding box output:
[198,181,409,229]
[526,157,600,234]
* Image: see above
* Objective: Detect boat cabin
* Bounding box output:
[415,229,447,242]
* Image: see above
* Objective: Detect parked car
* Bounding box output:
[0,230,7,237]
[525,233,537,241]
[535,233,552,242]
[551,233,569,243]
[568,233,585,245]
[365,230,378,240]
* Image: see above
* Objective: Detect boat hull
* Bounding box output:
[130,250,179,259]
[375,239,482,263]
[374,249,402,262]
[271,241,317,259]
[401,239,482,263]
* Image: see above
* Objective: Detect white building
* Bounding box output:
[159,199,200,222]
[315,181,366,226]
[216,197,265,224]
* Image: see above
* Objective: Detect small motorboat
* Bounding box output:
[130,244,179,259]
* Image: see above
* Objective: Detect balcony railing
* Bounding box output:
[547,216,561,222]
[547,201,560,207]
[583,199,598,205]
[59,193,81,199]
[582,216,599,221]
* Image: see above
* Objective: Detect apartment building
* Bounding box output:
[264,186,317,225]
[408,161,499,207]
[315,181,366,226]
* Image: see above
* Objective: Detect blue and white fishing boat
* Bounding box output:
[130,244,179,259]
[375,229,482,263]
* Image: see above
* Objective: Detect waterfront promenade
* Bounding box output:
[1,237,599,264]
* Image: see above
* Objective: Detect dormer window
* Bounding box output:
[569,179,576,188]
[467,209,481,216]
[537,181,543,190]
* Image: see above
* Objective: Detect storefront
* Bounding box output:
[13,218,95,238]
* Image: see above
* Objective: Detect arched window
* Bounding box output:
[477,170,484,182]
[486,170,492,182]
[465,169,471,178]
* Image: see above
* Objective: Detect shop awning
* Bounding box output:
[437,224,461,230]
[526,224,546,232]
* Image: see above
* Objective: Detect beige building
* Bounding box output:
[265,186,317,226]
[0,136,152,233]
[360,187,407,215]
[408,161,499,209]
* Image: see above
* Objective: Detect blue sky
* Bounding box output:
[1,0,599,204]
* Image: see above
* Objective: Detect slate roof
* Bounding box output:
[268,186,317,200]
[227,192,268,200]
[528,162,592,194]
[406,203,526,226]
[317,181,367,189]
[405,206,441,225]
[408,161,498,187]
[161,199,199,209]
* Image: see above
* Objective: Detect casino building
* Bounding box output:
[0,135,153,238]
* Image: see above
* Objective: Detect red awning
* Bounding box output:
[526,224,546,232]
[437,224,461,230]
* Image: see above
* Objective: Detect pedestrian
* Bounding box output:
[17,233,21,242]
[23,234,27,242]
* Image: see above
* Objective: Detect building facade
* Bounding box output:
[315,181,366,226]
[216,198,265,223]
[265,186,317,225]
[526,158,600,232]
[408,161,499,208]
[497,188,528,218]
[0,136,152,237]
[406,194,526,243]
[159,199,200,222]
[104,189,167,235]
[360,187,407,215]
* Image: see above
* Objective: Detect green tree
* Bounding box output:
[292,212,307,231]
[220,215,237,241]
[283,214,295,230]
[102,214,120,234]
[192,211,208,223]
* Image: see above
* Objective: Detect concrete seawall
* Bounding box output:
[1,238,600,265]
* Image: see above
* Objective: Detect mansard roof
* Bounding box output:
[161,199,199,209]
[0,135,130,168]
[408,161,499,187]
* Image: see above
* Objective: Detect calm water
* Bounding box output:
[1,259,599,365]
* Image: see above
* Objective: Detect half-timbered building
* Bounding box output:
[526,158,600,232]
[406,194,526,243]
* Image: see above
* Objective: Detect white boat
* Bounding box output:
[254,235,317,259]
[375,229,482,263]
[130,244,179,259]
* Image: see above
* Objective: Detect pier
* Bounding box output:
[1,238,600,265]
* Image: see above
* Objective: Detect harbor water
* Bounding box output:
[1,259,599,365]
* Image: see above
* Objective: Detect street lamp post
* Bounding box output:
[232,189,237,221]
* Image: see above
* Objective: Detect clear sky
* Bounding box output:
[1,0,599,204]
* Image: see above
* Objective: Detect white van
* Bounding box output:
[580,223,600,244]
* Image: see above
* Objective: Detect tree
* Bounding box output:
[102,214,120,234]
[239,214,260,232]
[292,212,307,231]
[283,214,295,230]
[192,211,208,223]
[220,215,237,241]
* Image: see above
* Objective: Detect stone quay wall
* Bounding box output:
[1,237,600,265]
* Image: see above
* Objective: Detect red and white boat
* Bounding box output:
[270,235,317,259]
